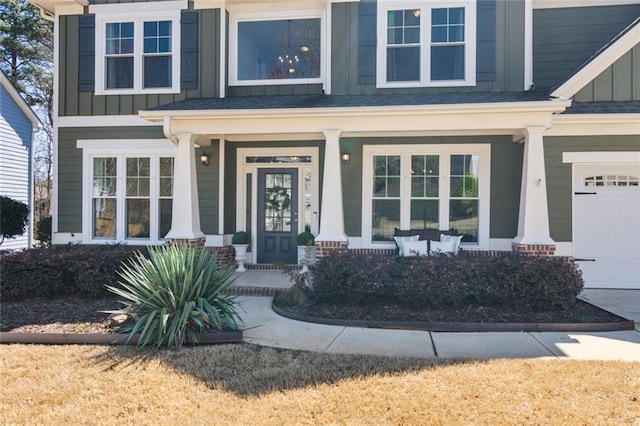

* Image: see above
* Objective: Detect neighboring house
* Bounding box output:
[0,71,42,250]
[29,0,639,288]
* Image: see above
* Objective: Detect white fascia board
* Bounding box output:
[0,73,42,129]
[59,115,161,127]
[547,113,640,136]
[563,151,640,164]
[193,0,224,10]
[140,100,571,135]
[141,99,570,121]
[534,0,640,9]
[89,0,187,14]
[225,0,327,13]
[551,23,640,99]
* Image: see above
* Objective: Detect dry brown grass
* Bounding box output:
[1,343,638,425]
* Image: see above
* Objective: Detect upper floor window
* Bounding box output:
[377,0,476,88]
[93,6,180,95]
[230,10,325,86]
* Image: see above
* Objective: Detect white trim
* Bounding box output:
[52,14,60,235]
[89,1,187,14]
[193,0,224,10]
[225,0,328,13]
[218,137,225,234]
[59,115,161,128]
[548,113,640,136]
[219,6,227,98]
[361,143,491,249]
[30,0,87,16]
[93,8,182,96]
[235,146,320,264]
[551,23,640,99]
[79,142,177,245]
[52,232,83,245]
[77,139,174,150]
[228,9,326,87]
[563,151,640,164]
[376,0,477,88]
[324,1,332,94]
[534,0,640,9]
[143,100,570,137]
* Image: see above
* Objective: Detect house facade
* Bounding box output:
[29,0,639,288]
[0,71,41,250]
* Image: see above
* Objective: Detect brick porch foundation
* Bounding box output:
[165,237,206,248]
[315,240,349,259]
[511,243,556,256]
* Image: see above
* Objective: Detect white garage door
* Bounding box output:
[573,165,640,289]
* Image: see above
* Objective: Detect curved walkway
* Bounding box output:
[232,272,640,361]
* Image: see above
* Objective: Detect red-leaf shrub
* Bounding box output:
[0,245,148,301]
[308,251,583,311]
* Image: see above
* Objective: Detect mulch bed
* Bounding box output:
[0,294,629,335]
[273,297,627,324]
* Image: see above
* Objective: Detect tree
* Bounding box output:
[0,196,29,246]
[1,0,54,238]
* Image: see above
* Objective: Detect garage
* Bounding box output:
[573,165,640,289]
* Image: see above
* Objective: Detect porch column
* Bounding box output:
[316,130,348,257]
[165,132,205,246]
[512,126,556,256]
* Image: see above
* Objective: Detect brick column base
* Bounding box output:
[165,237,206,248]
[512,243,556,256]
[208,245,236,268]
[315,240,349,260]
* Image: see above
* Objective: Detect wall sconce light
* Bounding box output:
[341,149,350,165]
[200,151,210,166]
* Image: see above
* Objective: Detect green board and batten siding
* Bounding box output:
[574,45,640,102]
[58,9,221,116]
[533,4,640,91]
[57,127,219,235]
[330,0,525,95]
[544,135,640,243]
[340,136,522,239]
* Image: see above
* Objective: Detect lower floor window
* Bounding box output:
[364,144,489,246]
[90,154,174,243]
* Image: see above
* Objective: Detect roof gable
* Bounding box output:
[0,71,42,128]
[550,17,640,99]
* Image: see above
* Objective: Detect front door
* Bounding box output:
[257,168,298,264]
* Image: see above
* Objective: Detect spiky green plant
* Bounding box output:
[105,245,240,349]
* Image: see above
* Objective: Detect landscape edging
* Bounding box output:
[0,331,243,345]
[271,303,635,333]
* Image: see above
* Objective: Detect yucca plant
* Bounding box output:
[105,245,241,349]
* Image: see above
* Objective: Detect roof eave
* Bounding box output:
[139,98,571,122]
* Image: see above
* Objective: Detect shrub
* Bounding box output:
[310,251,401,305]
[0,196,29,245]
[232,231,250,244]
[296,231,315,246]
[307,251,583,311]
[36,216,52,245]
[0,245,147,301]
[106,245,240,349]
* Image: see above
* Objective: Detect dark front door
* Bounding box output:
[257,168,298,264]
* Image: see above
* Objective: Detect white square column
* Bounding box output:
[316,130,348,255]
[165,132,205,243]
[513,126,556,255]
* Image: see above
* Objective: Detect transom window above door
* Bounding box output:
[93,7,180,95]
[377,0,476,88]
[230,11,325,86]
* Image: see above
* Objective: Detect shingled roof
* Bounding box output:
[147,91,552,112]
[562,101,640,114]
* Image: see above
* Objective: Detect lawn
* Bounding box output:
[1,344,638,425]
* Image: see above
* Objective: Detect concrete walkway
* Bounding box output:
[232,270,640,361]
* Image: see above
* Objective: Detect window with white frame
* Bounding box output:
[229,10,324,86]
[93,4,180,95]
[377,0,476,88]
[363,144,489,247]
[87,153,174,244]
